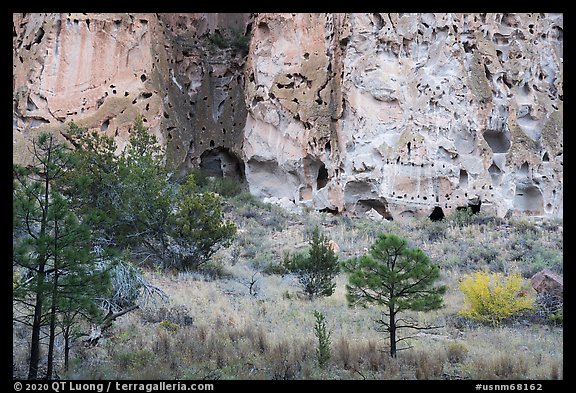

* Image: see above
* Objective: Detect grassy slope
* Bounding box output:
[13,191,563,380]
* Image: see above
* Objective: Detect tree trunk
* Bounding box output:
[27,272,44,380]
[389,305,397,358]
[46,272,59,379]
[29,142,53,380]
[64,326,70,373]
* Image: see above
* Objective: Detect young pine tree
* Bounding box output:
[44,194,111,379]
[343,233,446,358]
[313,310,332,368]
[172,174,236,270]
[285,226,339,300]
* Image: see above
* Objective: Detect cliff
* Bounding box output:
[13,13,563,219]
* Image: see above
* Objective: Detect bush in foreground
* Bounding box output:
[458,271,535,326]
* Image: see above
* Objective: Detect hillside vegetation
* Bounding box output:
[13,121,563,380]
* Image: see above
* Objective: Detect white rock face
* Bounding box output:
[13,13,563,220]
[243,13,563,219]
[13,13,251,171]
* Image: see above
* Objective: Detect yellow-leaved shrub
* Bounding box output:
[458,271,535,326]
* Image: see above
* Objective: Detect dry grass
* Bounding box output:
[42,263,560,380]
[12,203,563,380]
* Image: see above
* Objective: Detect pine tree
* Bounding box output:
[343,233,446,358]
[61,120,122,240]
[171,174,236,270]
[63,117,235,271]
[13,132,69,379]
[285,226,339,300]
[313,310,331,368]
[115,116,174,261]
[43,196,110,378]
[13,132,109,379]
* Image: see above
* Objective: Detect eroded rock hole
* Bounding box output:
[543,152,549,162]
[317,163,329,190]
[359,199,393,221]
[429,206,445,221]
[33,27,44,45]
[483,129,511,153]
[488,162,502,184]
[199,147,245,183]
[469,200,481,214]
[27,97,38,111]
[459,169,468,188]
[101,119,109,131]
[372,13,384,30]
[320,207,339,215]
[463,41,475,53]
[459,199,482,214]
[514,185,543,213]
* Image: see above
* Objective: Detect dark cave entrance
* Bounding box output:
[457,199,482,214]
[359,199,394,221]
[199,147,245,182]
[317,163,329,190]
[429,206,445,221]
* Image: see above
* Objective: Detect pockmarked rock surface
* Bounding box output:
[14,13,563,220]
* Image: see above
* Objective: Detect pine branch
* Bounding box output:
[395,322,444,330]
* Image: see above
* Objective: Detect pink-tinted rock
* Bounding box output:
[14,13,563,220]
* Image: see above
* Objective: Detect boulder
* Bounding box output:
[327,240,340,254]
[531,269,563,298]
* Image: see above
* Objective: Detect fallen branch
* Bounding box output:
[84,305,139,346]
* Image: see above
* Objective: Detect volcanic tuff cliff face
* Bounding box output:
[13,13,563,220]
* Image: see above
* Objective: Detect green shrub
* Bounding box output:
[189,169,243,197]
[547,309,563,326]
[535,293,563,326]
[114,350,154,371]
[159,320,179,333]
[207,28,250,54]
[448,207,476,227]
[212,177,243,197]
[207,31,227,49]
[447,343,469,364]
[197,260,231,280]
[425,220,447,241]
[261,262,288,276]
[313,311,331,368]
[284,226,339,300]
[229,29,250,54]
